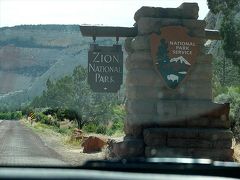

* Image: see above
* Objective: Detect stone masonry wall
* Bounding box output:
[113,3,233,161]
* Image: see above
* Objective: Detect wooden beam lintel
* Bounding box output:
[80,26,222,40]
[80,26,137,38]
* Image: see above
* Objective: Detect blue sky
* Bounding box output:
[0,0,209,27]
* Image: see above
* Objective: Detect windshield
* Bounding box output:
[0,0,239,168]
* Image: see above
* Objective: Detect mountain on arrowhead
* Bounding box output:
[170,56,191,66]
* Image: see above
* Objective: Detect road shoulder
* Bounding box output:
[20,119,105,166]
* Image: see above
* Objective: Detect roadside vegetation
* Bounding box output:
[30,65,125,134]
[0,111,22,120]
[19,106,124,148]
[20,105,124,137]
[0,65,125,149]
[214,87,240,139]
[208,0,240,143]
[1,65,125,147]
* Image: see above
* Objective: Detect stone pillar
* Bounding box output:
[113,3,233,161]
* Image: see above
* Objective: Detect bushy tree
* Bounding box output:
[207,0,240,72]
[31,65,120,129]
[207,0,238,14]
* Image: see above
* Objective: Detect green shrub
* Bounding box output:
[56,108,66,121]
[232,102,240,141]
[112,120,123,131]
[13,111,23,119]
[21,107,33,116]
[43,108,58,116]
[105,120,124,136]
[215,88,240,120]
[83,120,123,135]
[57,109,78,121]
[215,86,240,141]
[83,122,97,133]
[96,125,107,134]
[35,112,60,127]
[82,105,125,135]
[0,111,23,120]
[0,112,11,119]
[36,112,47,122]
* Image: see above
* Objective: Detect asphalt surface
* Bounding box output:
[0,120,66,166]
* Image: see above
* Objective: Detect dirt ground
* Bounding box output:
[36,130,107,166]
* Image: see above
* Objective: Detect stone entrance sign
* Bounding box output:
[80,2,233,161]
[88,44,123,92]
[113,3,233,161]
[151,26,200,89]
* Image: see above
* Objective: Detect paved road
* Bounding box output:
[0,120,66,166]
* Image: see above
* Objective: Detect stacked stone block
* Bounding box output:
[113,3,233,161]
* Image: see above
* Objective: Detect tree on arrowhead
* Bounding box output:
[157,39,169,65]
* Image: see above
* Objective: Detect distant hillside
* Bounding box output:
[0,25,125,108]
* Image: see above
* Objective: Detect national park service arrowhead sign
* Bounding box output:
[151,26,200,89]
